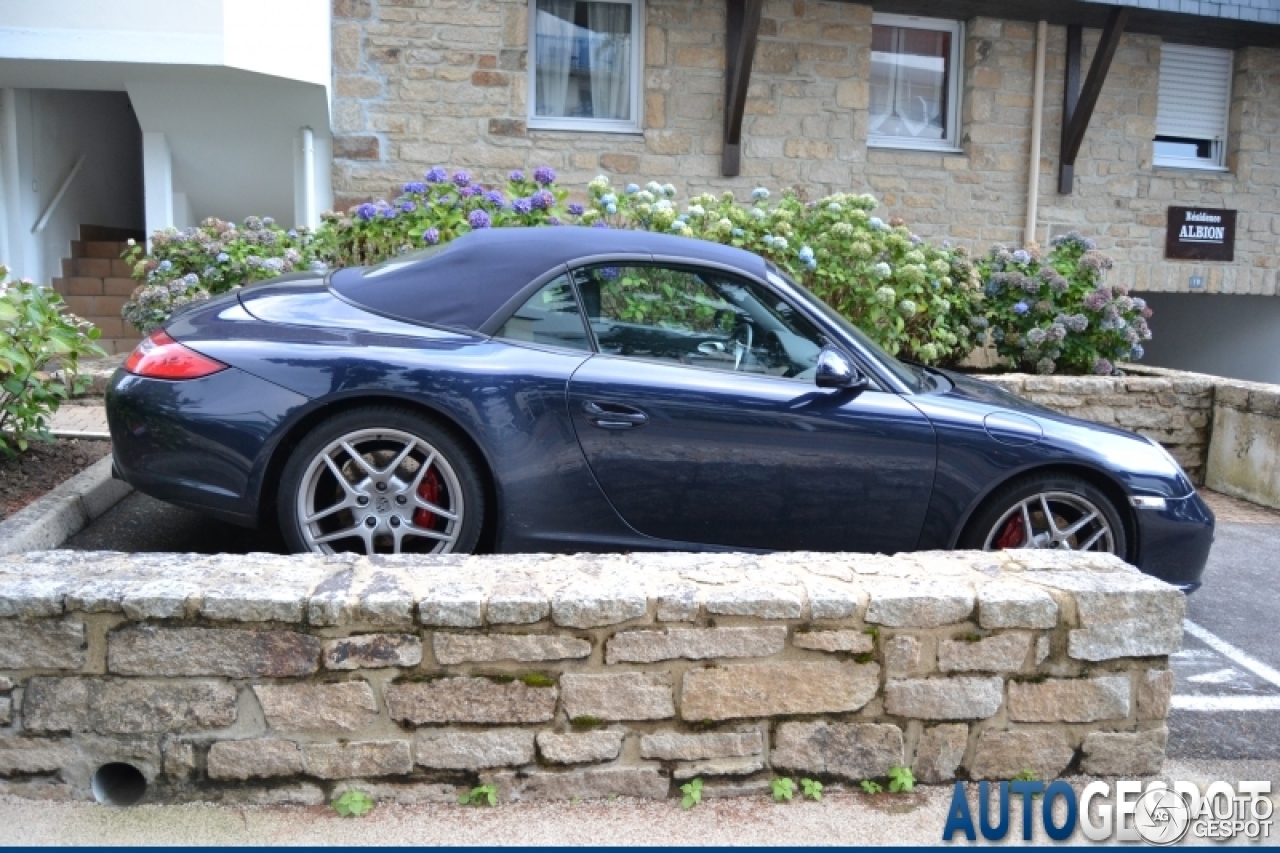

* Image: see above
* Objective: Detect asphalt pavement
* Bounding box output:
[62,489,1280,765]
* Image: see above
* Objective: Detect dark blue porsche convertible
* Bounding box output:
[107,227,1213,589]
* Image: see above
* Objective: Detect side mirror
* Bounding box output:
[815,347,869,390]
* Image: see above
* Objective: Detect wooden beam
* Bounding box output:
[1058,7,1128,194]
[722,0,762,177]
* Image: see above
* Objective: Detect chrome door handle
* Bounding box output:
[582,400,649,429]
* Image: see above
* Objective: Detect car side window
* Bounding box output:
[573,264,829,380]
[493,275,593,352]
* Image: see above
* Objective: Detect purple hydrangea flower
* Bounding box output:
[459,185,480,198]
[355,203,377,221]
[468,209,492,229]
[452,170,471,187]
[422,228,440,244]
[1013,301,1029,315]
[531,190,554,210]
[425,167,448,183]
[400,201,417,213]
[403,182,427,194]
[567,203,585,216]
[512,197,533,215]
[1093,357,1113,376]
[1012,249,1031,264]
[485,190,506,207]
[534,166,556,186]
[591,220,609,228]
[509,170,525,182]
[548,216,563,226]
[380,207,398,218]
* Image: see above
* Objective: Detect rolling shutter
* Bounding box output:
[1156,44,1233,142]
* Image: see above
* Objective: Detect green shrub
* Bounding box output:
[0,269,105,455]
[121,217,322,333]
[976,233,1152,375]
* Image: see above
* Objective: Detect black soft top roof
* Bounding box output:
[328,226,769,333]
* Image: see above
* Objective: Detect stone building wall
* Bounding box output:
[330,0,1279,296]
[0,549,1179,804]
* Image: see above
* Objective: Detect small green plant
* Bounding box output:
[0,270,106,455]
[680,778,704,810]
[519,672,556,688]
[332,789,375,817]
[770,778,795,802]
[1012,769,1042,798]
[888,766,915,793]
[860,779,883,795]
[801,778,824,801]
[458,784,498,807]
[570,715,604,728]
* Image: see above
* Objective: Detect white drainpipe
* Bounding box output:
[1025,20,1048,247]
[301,126,317,229]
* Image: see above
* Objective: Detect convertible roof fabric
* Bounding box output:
[328,226,768,333]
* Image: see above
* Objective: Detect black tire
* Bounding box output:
[958,472,1127,558]
[278,406,486,555]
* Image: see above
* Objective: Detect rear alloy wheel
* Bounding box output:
[960,474,1126,557]
[279,408,484,555]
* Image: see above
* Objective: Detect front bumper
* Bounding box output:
[1134,491,1215,592]
[106,366,310,527]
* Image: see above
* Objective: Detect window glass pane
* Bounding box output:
[534,0,632,121]
[576,265,828,380]
[495,275,592,351]
[870,23,950,142]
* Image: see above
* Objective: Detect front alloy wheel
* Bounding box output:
[279,408,484,555]
[960,473,1127,558]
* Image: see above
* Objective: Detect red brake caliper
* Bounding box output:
[994,515,1024,549]
[413,467,443,529]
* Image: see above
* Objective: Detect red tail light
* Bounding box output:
[124,330,227,380]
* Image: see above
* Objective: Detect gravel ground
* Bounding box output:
[2,760,1275,847]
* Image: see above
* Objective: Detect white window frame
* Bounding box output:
[526,0,644,133]
[1153,43,1233,172]
[868,13,964,153]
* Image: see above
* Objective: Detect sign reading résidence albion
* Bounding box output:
[1166,206,1236,261]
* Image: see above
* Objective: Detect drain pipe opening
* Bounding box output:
[91,763,147,806]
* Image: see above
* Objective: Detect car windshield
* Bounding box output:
[766,267,924,392]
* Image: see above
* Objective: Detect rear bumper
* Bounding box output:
[106,366,309,527]
[1134,491,1215,592]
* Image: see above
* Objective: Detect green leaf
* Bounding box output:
[332,789,375,817]
[800,778,824,801]
[770,778,795,802]
[679,778,703,809]
[887,766,915,793]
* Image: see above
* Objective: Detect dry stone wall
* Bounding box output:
[0,549,1181,804]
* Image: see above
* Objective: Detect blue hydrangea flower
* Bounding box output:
[531,190,554,210]
[731,228,744,238]
[422,228,440,244]
[425,167,448,183]
[485,190,506,207]
[798,246,815,263]
[606,203,617,215]
[509,170,525,182]
[1012,249,1031,264]
[182,272,199,284]
[534,166,556,185]
[159,260,173,271]
[752,187,770,201]
[750,208,766,220]
[355,203,377,221]
[380,206,398,218]
[567,203,585,216]
[1130,344,1145,360]
[287,229,298,239]
[468,209,491,229]
[806,259,817,271]
[669,221,684,232]
[625,183,640,194]
[452,171,471,187]
[400,201,417,213]
[215,253,229,263]
[601,194,617,206]
[513,197,533,215]
[403,181,427,194]
[869,217,885,231]
[1013,301,1030,314]
[264,258,285,272]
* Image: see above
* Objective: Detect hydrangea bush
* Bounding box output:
[0,268,105,454]
[977,232,1152,375]
[121,217,322,333]
[315,167,567,268]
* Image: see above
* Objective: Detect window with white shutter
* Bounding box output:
[1154,44,1233,170]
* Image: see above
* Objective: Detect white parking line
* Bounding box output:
[1171,619,1280,712]
[1182,619,1280,688]
[1171,696,1280,711]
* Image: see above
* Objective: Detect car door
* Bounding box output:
[566,262,938,553]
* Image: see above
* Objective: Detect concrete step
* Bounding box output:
[70,240,130,260]
[60,257,133,278]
